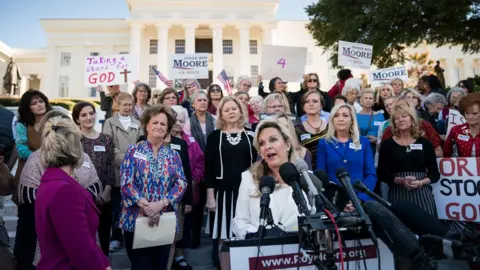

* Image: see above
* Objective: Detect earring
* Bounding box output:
[349,126,354,133]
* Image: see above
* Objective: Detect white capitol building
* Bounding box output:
[1,0,480,99]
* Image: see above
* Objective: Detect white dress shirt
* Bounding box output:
[232,171,305,239]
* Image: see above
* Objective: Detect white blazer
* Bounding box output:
[232,171,305,239]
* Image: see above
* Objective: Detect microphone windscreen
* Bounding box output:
[363,200,421,260]
[259,176,276,194]
[335,167,348,180]
[390,200,450,238]
[313,169,330,187]
[294,158,309,172]
[353,181,368,192]
[279,162,300,186]
[298,174,310,193]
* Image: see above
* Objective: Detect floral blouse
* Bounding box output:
[118,140,187,232]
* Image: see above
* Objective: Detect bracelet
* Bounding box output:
[163,198,170,207]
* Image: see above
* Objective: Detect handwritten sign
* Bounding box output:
[170,53,209,79]
[260,45,307,82]
[338,41,373,69]
[369,66,408,87]
[446,109,466,137]
[84,54,137,87]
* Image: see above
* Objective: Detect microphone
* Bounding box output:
[279,162,310,216]
[309,170,338,212]
[294,159,325,212]
[353,181,391,207]
[258,176,276,226]
[335,168,372,227]
[315,170,349,211]
[390,200,452,238]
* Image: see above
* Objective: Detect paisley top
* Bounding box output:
[118,140,187,232]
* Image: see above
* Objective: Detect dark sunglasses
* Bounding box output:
[211,87,222,92]
[153,95,159,98]
[308,79,318,83]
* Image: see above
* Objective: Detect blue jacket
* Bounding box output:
[316,136,377,201]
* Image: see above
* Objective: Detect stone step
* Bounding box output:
[3,215,18,233]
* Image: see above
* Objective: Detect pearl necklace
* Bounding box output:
[225,131,242,146]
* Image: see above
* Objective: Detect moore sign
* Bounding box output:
[369,66,408,87]
[338,41,373,69]
[170,53,209,79]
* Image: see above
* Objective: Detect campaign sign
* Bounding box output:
[446,109,466,137]
[170,53,209,79]
[338,41,373,69]
[432,158,480,222]
[84,54,136,87]
[369,66,408,87]
[260,45,307,82]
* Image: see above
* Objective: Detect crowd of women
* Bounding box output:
[1,70,479,270]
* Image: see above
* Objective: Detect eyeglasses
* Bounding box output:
[211,87,222,92]
[153,95,159,98]
[268,105,284,109]
[241,83,252,88]
[308,79,318,83]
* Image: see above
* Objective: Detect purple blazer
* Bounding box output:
[181,132,205,205]
[35,167,110,270]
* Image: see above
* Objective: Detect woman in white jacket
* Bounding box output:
[232,120,305,239]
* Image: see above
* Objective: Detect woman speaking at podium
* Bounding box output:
[232,120,306,239]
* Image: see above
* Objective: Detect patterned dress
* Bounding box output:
[119,140,187,233]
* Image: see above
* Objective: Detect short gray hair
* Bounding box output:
[190,90,209,103]
[341,78,362,96]
[249,95,263,105]
[236,75,253,88]
[446,87,467,103]
[40,116,84,169]
[171,105,189,123]
[424,93,448,106]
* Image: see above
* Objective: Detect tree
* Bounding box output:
[306,0,480,68]
[406,52,434,87]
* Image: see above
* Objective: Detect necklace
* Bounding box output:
[306,119,323,134]
[225,131,242,146]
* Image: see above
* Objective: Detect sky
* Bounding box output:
[0,0,314,49]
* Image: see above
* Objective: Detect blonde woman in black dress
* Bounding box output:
[204,96,256,269]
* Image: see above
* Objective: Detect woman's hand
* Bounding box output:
[394,177,406,185]
[144,201,165,217]
[96,85,104,92]
[137,198,150,210]
[206,196,216,212]
[184,205,192,214]
[100,187,111,204]
[106,267,112,270]
[148,213,160,227]
[343,201,356,212]
[366,135,377,143]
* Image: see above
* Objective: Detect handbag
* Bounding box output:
[133,212,177,249]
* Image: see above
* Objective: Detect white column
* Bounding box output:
[237,24,251,76]
[157,23,171,87]
[444,59,457,88]
[262,25,274,45]
[210,23,224,85]
[19,75,27,96]
[184,23,198,54]
[41,45,56,97]
[464,59,475,79]
[129,21,144,87]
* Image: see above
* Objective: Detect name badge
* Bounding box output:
[133,151,147,161]
[94,145,106,152]
[171,144,181,151]
[458,135,470,141]
[188,137,196,143]
[410,144,423,150]
[247,131,255,137]
[349,143,362,150]
[130,123,139,129]
[374,121,382,126]
[300,134,312,141]
[82,161,90,168]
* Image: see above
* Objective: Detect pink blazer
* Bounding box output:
[35,167,109,270]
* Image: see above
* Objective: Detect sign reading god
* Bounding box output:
[369,66,408,87]
[84,54,137,87]
[170,53,209,79]
[338,41,373,69]
[260,45,307,82]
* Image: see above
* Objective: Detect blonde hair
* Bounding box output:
[390,102,421,138]
[375,84,394,103]
[250,120,299,195]
[215,96,248,130]
[263,93,291,113]
[302,73,321,89]
[400,88,424,109]
[40,116,84,169]
[116,92,133,105]
[274,113,307,158]
[325,104,361,149]
[183,79,201,100]
[390,78,404,89]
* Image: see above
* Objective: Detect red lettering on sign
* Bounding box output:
[88,72,116,85]
[439,158,455,176]
[439,158,473,177]
[457,158,473,177]
[446,202,479,222]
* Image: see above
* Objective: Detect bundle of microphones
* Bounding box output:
[256,159,480,269]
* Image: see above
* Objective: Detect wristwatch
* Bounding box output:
[163,198,170,207]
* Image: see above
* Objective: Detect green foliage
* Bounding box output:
[471,75,480,92]
[306,0,480,68]
[406,52,435,86]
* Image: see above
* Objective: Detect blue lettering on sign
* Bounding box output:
[342,47,372,59]
[173,60,208,70]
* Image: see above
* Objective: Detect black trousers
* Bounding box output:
[110,187,123,242]
[191,203,204,245]
[124,231,171,270]
[14,203,36,270]
[98,202,112,256]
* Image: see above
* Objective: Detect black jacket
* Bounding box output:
[137,135,193,206]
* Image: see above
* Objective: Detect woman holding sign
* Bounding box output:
[377,102,439,216]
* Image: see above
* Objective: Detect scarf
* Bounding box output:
[190,112,215,152]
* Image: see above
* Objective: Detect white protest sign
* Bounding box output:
[369,66,408,87]
[260,45,307,82]
[170,53,209,79]
[446,109,466,137]
[84,54,137,87]
[432,158,480,222]
[338,41,373,69]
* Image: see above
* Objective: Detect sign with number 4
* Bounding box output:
[261,45,307,82]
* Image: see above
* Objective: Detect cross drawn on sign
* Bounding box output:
[120,69,131,83]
